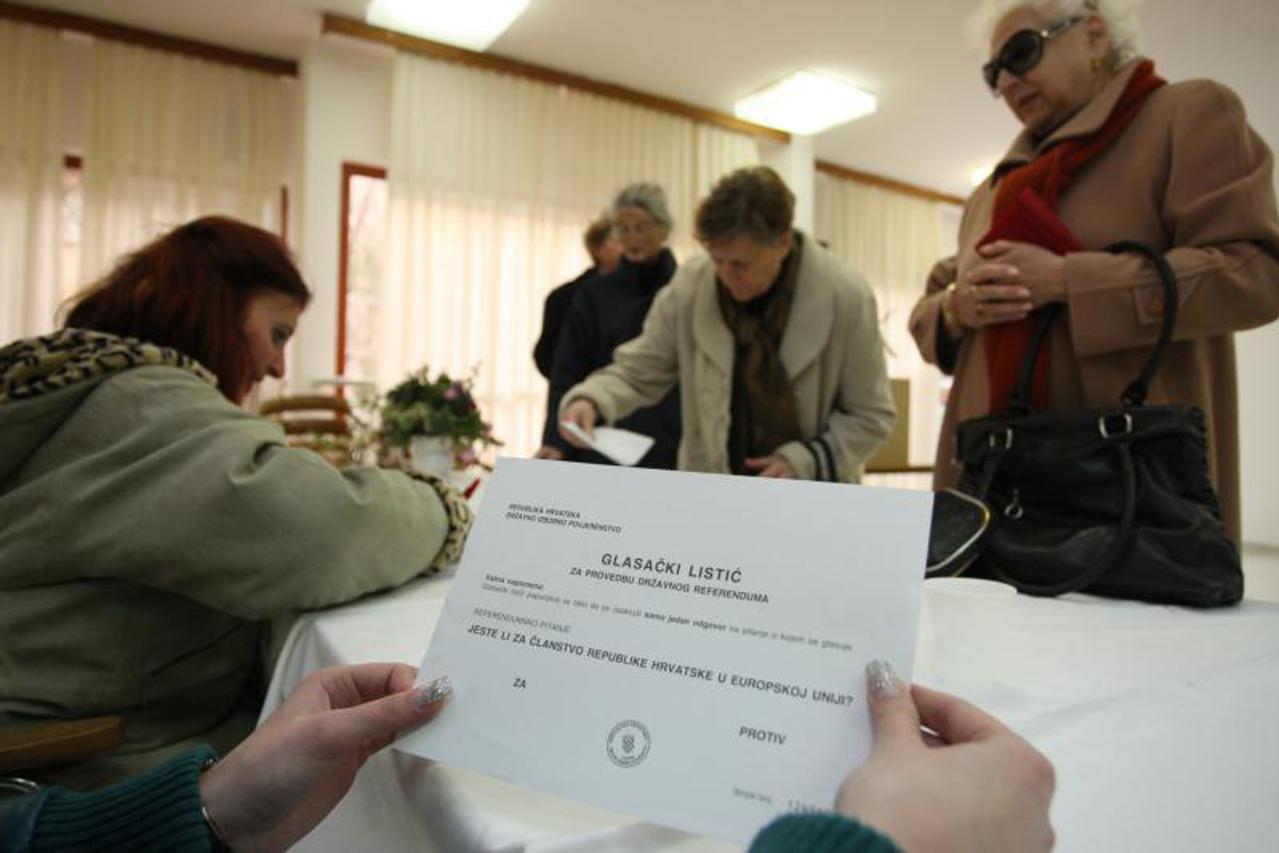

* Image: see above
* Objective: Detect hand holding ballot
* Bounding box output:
[559,396,601,444]
[829,661,1056,853]
[10,658,1056,852]
[199,663,452,852]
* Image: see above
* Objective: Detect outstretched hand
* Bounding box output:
[559,398,600,447]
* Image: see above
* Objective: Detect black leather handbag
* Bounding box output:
[946,241,1243,607]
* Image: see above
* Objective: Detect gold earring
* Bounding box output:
[1090,57,1104,72]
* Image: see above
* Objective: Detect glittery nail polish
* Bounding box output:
[414,676,452,708]
[866,660,901,698]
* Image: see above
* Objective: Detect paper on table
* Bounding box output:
[560,421,654,467]
[399,458,931,844]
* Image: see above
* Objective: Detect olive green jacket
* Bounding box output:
[0,332,466,787]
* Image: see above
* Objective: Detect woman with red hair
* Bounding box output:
[0,216,472,788]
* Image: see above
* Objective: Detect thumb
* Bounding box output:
[327,676,452,747]
[864,660,921,753]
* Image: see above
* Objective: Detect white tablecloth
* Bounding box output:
[262,571,1279,852]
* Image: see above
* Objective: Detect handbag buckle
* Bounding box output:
[1003,488,1025,520]
[1098,412,1134,440]
[989,428,1013,450]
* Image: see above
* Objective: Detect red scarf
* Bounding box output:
[980,60,1165,413]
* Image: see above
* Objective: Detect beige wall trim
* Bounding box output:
[0,0,298,76]
[321,13,790,145]
[816,159,965,207]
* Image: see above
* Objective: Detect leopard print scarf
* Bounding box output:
[0,329,217,404]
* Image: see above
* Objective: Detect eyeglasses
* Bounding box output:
[982,17,1081,93]
[613,221,655,237]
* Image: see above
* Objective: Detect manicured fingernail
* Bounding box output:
[866,660,901,697]
[1017,289,1031,298]
[414,676,452,709]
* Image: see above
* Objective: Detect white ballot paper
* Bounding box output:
[560,421,655,466]
[399,458,931,844]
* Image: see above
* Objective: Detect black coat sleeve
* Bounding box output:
[542,284,602,451]
[533,281,577,379]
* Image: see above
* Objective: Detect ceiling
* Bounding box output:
[19,0,1279,197]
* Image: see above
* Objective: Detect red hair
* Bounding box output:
[64,216,311,401]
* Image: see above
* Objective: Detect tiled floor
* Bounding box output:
[1244,544,1279,602]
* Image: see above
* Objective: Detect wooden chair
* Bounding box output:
[0,716,124,788]
[259,394,357,467]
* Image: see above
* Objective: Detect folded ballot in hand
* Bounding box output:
[560,421,654,466]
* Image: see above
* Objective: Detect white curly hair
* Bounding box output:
[968,0,1143,70]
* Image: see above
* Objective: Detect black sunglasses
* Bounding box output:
[982,17,1082,93]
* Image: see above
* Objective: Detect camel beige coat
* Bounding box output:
[565,236,895,481]
[910,61,1279,543]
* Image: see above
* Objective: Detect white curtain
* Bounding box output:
[0,21,65,343]
[814,171,960,468]
[79,39,293,284]
[382,54,760,458]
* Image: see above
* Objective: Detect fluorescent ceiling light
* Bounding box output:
[734,71,877,135]
[365,0,529,52]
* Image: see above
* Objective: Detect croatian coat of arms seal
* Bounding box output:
[606,719,651,768]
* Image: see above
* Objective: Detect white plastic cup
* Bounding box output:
[921,577,1018,684]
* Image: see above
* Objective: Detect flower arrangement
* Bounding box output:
[379,367,501,469]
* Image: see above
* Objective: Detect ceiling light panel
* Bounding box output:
[734,71,877,136]
[366,0,530,52]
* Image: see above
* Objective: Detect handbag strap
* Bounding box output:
[1003,241,1179,413]
[1004,306,1060,416]
[1106,241,1180,406]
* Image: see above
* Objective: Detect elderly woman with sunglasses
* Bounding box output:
[910,0,1279,544]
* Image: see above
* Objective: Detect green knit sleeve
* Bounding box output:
[33,367,471,618]
[23,745,217,852]
[749,813,901,853]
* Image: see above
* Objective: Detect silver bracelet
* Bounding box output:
[200,756,233,852]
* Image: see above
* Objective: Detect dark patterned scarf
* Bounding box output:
[718,233,804,474]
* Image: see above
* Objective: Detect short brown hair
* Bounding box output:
[583,214,613,252]
[695,166,795,246]
[63,216,311,401]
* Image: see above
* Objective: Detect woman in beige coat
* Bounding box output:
[561,167,895,483]
[912,0,1279,543]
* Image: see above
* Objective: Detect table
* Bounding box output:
[262,571,1279,852]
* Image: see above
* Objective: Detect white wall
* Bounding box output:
[293,36,393,391]
[761,135,815,231]
[1239,321,1279,547]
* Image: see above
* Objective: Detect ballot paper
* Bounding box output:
[399,458,930,844]
[559,421,655,466]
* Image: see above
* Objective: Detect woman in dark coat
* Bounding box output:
[540,182,681,468]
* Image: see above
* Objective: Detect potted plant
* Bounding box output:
[379,367,501,477]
